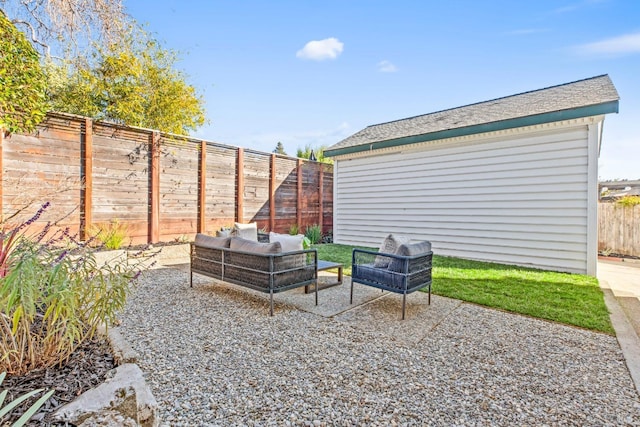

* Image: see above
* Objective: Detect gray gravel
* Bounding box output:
[118,267,640,426]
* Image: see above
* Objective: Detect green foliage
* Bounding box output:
[0,11,47,134]
[88,219,129,250]
[616,195,640,207]
[0,371,55,427]
[304,224,322,245]
[273,142,287,155]
[296,144,333,164]
[288,224,299,235]
[46,27,206,135]
[0,206,148,375]
[313,243,613,334]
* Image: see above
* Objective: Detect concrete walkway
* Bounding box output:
[598,259,640,394]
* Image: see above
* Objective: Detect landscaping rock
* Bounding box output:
[53,364,159,427]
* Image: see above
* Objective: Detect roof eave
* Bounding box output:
[325,100,619,158]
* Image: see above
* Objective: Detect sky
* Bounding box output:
[123,0,640,180]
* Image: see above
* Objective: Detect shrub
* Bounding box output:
[616,195,640,207]
[88,218,129,249]
[288,224,299,235]
[305,224,322,245]
[0,204,149,375]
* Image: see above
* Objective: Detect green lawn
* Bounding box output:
[313,244,613,334]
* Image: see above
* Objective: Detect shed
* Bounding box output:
[324,75,619,275]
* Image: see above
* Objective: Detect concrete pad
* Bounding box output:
[602,289,640,394]
[334,291,463,345]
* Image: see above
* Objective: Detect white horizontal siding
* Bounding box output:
[334,125,591,273]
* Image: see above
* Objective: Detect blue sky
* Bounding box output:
[124,0,639,180]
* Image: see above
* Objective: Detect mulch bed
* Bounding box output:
[1,337,117,426]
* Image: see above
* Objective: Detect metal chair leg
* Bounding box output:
[350,280,354,304]
[270,291,274,316]
[402,293,406,320]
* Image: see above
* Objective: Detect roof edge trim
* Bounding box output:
[325,101,619,158]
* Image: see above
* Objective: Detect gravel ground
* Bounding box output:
[118,267,640,426]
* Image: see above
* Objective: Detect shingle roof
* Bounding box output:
[325,75,619,157]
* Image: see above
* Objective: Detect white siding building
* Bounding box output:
[325,75,619,276]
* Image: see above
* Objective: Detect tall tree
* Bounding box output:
[296,144,333,164]
[0,0,127,57]
[0,10,47,134]
[273,141,287,155]
[46,29,207,135]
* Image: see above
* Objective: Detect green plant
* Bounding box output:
[0,11,47,134]
[0,372,54,427]
[88,218,129,250]
[616,195,640,207]
[304,224,322,245]
[302,236,311,250]
[0,206,148,375]
[288,224,299,235]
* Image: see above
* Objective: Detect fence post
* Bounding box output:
[297,159,303,229]
[80,118,93,240]
[318,163,323,235]
[270,154,276,231]
[198,141,207,233]
[149,131,160,243]
[236,148,244,223]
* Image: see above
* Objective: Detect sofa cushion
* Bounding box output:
[269,232,304,253]
[194,233,231,249]
[374,234,410,268]
[388,241,432,272]
[230,237,282,254]
[216,229,232,238]
[234,222,258,241]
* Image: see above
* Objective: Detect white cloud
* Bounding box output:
[296,37,344,61]
[576,32,640,56]
[377,60,398,73]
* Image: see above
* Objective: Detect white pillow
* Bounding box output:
[234,222,258,241]
[269,232,304,252]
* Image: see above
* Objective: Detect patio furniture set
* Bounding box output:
[190,225,433,319]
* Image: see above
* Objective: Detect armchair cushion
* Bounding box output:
[374,234,410,268]
[230,237,282,254]
[194,233,231,249]
[388,241,433,272]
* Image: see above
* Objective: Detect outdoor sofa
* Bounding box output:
[351,239,433,319]
[190,233,318,315]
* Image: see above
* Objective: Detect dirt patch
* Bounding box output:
[2,337,116,426]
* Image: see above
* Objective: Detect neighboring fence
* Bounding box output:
[598,203,640,257]
[1,112,333,244]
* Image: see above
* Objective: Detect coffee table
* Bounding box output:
[305,260,343,293]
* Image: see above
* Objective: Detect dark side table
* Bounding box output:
[305,260,343,293]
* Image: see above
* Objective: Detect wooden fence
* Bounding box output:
[598,203,640,257]
[1,112,333,244]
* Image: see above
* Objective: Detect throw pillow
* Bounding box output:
[194,233,231,249]
[269,232,304,253]
[234,222,258,241]
[374,234,410,268]
[230,237,282,254]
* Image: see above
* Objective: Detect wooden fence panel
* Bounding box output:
[244,150,270,229]
[2,112,334,244]
[92,124,150,243]
[273,157,298,233]
[2,116,82,233]
[598,203,640,257]
[204,143,237,232]
[159,137,199,241]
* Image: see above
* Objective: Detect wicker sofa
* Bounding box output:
[351,240,433,319]
[190,233,318,315]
